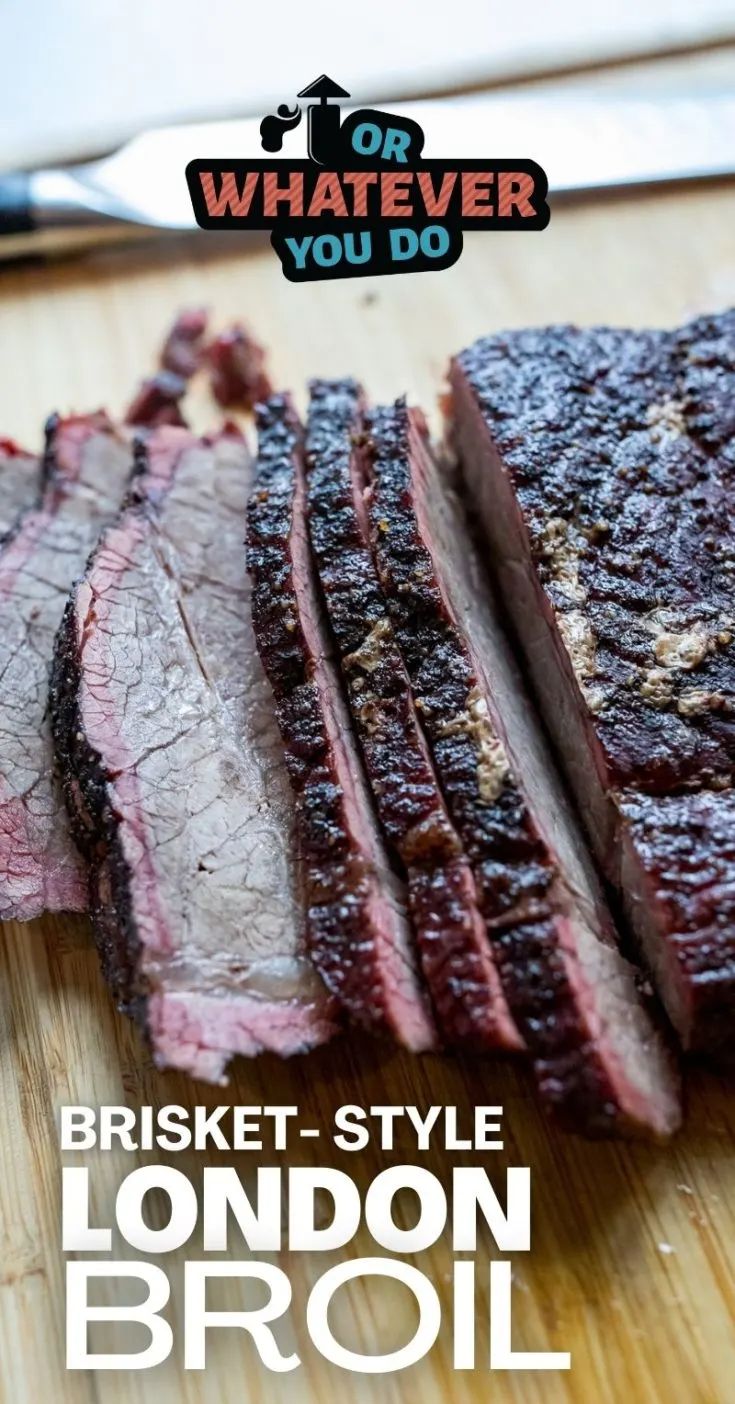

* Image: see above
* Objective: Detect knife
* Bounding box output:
[1,87,734,257]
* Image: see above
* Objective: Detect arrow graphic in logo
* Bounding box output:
[297,75,351,164]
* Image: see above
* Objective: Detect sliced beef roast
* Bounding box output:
[51,425,337,1079]
[247,396,435,1050]
[0,438,39,540]
[305,379,519,1052]
[364,399,680,1136]
[451,314,735,1054]
[0,414,133,921]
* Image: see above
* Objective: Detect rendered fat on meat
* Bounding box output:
[51,425,337,1080]
[247,396,435,1051]
[365,399,680,1137]
[0,414,133,921]
[305,379,519,1052]
[452,314,735,1055]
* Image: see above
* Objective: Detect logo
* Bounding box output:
[186,75,549,282]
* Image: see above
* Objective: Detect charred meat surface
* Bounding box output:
[305,379,519,1052]
[51,425,337,1080]
[452,313,735,1053]
[247,396,435,1050]
[0,438,39,541]
[618,789,735,1049]
[454,319,735,794]
[366,399,680,1137]
[0,414,133,921]
[208,324,272,411]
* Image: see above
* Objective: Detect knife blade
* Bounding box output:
[2,87,734,256]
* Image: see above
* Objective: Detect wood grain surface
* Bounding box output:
[1,181,734,1403]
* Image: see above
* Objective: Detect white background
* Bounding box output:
[1,0,734,169]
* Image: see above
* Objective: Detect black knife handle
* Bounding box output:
[0,173,35,235]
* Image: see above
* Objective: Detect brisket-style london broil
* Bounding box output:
[247,396,436,1051]
[451,313,735,1055]
[0,414,133,921]
[305,379,520,1052]
[363,398,680,1136]
[51,424,337,1080]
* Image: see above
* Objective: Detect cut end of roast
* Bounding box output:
[366,395,681,1138]
[451,313,734,1065]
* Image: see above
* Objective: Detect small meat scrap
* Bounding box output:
[160,308,209,379]
[124,370,188,429]
[207,323,272,411]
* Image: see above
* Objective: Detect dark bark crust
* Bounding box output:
[619,788,735,1055]
[305,379,518,1051]
[306,381,461,864]
[365,402,554,926]
[50,594,143,1018]
[248,395,436,1050]
[455,315,735,793]
[49,433,168,1023]
[494,915,639,1133]
[453,312,735,1056]
[48,438,154,1022]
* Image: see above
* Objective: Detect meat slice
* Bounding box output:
[0,414,133,921]
[0,438,39,540]
[451,313,735,1054]
[247,396,435,1050]
[51,425,337,1080]
[365,399,680,1137]
[305,379,519,1052]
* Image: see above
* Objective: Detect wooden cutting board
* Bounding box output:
[1,179,735,1404]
